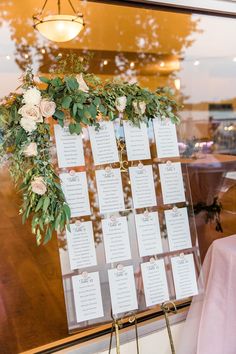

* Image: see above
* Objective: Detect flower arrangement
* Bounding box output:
[0,62,180,245]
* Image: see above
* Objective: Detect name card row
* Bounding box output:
[60,162,185,217]
[54,118,179,168]
[67,208,192,271]
[72,254,198,323]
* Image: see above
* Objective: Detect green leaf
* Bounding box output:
[39,77,50,84]
[65,77,78,91]
[16,128,27,145]
[108,110,114,120]
[43,196,50,212]
[74,123,82,134]
[62,96,72,109]
[69,123,76,134]
[43,226,52,245]
[35,198,44,212]
[53,110,65,120]
[63,204,71,221]
[72,103,77,117]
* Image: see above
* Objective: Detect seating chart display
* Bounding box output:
[54,118,201,332]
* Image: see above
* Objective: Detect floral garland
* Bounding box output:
[0,67,180,245]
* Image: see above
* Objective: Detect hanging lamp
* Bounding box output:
[33,0,84,43]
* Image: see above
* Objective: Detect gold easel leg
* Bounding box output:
[115,320,121,354]
[161,301,177,354]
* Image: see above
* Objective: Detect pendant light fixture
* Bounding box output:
[33,0,84,43]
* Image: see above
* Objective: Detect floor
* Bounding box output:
[0,164,236,353]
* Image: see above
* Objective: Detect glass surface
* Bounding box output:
[54,121,201,332]
[0,0,236,350]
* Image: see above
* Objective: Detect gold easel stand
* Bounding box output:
[161,301,178,354]
[108,318,122,354]
[108,315,139,354]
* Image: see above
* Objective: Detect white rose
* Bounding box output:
[20,117,37,133]
[31,177,47,195]
[24,142,38,157]
[115,96,127,113]
[76,73,89,92]
[133,101,146,115]
[40,99,56,118]
[18,104,43,123]
[23,87,41,106]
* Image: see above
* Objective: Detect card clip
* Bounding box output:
[110,215,117,223]
[166,160,172,166]
[105,166,112,172]
[150,257,156,264]
[144,210,149,217]
[179,252,185,259]
[69,169,76,176]
[138,162,143,169]
[172,206,178,213]
[117,264,124,271]
[75,220,82,227]
[82,271,88,279]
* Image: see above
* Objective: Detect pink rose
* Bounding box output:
[18,104,43,123]
[23,142,38,157]
[40,99,56,118]
[31,177,47,195]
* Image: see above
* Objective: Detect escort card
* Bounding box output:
[135,212,163,257]
[171,254,198,300]
[60,172,91,217]
[129,165,157,209]
[123,121,151,161]
[88,121,119,165]
[66,221,97,270]
[165,207,192,251]
[141,259,169,307]
[159,162,185,204]
[95,168,125,214]
[102,217,131,263]
[108,265,138,315]
[72,272,104,323]
[54,125,85,168]
[153,118,179,158]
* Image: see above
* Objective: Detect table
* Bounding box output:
[177,234,236,354]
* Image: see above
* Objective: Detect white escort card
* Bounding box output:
[135,212,163,257]
[108,265,138,315]
[102,216,131,263]
[95,168,125,214]
[54,125,85,168]
[165,207,192,251]
[129,165,157,209]
[171,254,198,300]
[141,259,169,307]
[72,272,104,323]
[88,121,119,165]
[123,121,151,161]
[60,172,91,217]
[153,118,179,158]
[159,162,185,204]
[66,221,97,270]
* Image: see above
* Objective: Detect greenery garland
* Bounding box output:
[0,60,180,245]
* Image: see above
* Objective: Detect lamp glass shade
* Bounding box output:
[35,14,84,42]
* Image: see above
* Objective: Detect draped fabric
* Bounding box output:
[177,235,236,354]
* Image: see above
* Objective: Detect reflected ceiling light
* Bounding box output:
[193,60,200,66]
[174,78,181,91]
[160,61,165,68]
[33,0,84,43]
[24,54,29,59]
[41,48,46,54]
[233,57,236,62]
[130,61,135,68]
[103,59,108,66]
[58,52,63,57]
[5,55,11,60]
